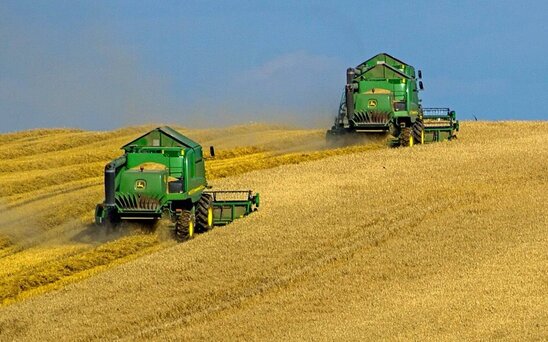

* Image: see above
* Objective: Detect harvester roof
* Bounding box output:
[355,53,416,79]
[356,53,410,69]
[355,62,411,81]
[122,126,200,151]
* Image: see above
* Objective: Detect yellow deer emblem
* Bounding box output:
[135,180,146,190]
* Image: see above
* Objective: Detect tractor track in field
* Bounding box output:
[0,234,169,306]
[128,200,446,339]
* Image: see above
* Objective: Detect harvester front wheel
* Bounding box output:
[175,210,195,241]
[196,194,214,232]
[412,119,425,144]
[101,207,120,236]
[388,121,400,138]
[400,127,412,147]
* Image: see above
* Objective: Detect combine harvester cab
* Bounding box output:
[327,53,459,146]
[95,126,259,240]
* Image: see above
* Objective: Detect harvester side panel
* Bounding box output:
[206,190,260,226]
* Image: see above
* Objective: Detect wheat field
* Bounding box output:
[0,124,382,306]
[0,121,546,340]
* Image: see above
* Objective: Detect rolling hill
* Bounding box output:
[0,123,381,306]
[0,121,546,340]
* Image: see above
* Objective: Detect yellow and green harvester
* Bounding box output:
[95,126,259,240]
[327,53,459,146]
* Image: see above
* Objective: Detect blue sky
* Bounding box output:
[1,1,546,132]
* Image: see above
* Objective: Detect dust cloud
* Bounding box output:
[0,201,135,249]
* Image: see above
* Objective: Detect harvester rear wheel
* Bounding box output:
[175,210,195,241]
[400,127,412,147]
[196,194,214,232]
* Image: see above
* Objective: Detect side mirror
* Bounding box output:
[418,70,422,79]
[419,81,424,90]
[209,146,215,158]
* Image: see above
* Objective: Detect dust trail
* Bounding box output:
[0,201,43,248]
[326,132,390,149]
[270,130,390,156]
[0,200,130,250]
[189,123,389,156]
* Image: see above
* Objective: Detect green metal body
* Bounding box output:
[327,53,459,145]
[95,126,258,226]
[207,191,260,225]
[420,108,460,143]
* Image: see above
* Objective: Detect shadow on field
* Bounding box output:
[70,219,174,245]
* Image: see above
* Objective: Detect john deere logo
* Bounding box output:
[135,180,146,190]
[368,99,377,108]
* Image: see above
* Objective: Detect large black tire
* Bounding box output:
[400,127,412,147]
[103,209,120,236]
[412,119,424,144]
[175,209,195,241]
[196,194,214,233]
[388,121,400,138]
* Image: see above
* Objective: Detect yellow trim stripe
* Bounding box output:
[188,185,205,195]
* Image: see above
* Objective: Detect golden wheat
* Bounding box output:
[0,121,545,340]
[0,124,377,307]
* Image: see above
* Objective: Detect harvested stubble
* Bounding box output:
[0,121,546,341]
[0,124,379,306]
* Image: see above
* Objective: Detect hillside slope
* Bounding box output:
[0,124,380,305]
[0,122,546,340]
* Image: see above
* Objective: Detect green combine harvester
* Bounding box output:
[95,126,259,240]
[327,53,459,146]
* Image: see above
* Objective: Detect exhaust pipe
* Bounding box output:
[346,67,355,84]
[104,156,126,207]
[345,68,356,121]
